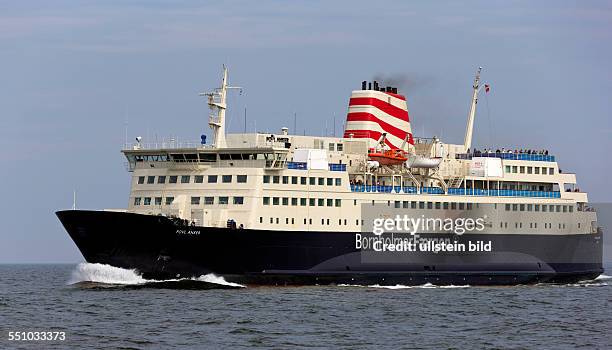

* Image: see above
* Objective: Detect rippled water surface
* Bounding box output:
[1,263,611,349]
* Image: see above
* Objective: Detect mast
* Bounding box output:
[463,67,482,152]
[200,65,242,148]
[201,66,228,148]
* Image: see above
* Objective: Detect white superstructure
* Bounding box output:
[122,67,597,235]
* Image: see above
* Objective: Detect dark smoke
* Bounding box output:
[372,73,434,94]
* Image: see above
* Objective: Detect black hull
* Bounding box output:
[56,210,604,286]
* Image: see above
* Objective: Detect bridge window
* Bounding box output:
[208,175,217,183]
[165,197,174,205]
[195,175,204,183]
[169,176,178,184]
[237,175,247,183]
[219,196,229,205]
[158,176,166,184]
[147,176,155,184]
[222,175,232,183]
[181,175,190,183]
[137,176,145,184]
[233,197,244,205]
[134,197,141,205]
[191,197,200,205]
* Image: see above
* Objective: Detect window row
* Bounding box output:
[390,201,474,210]
[137,174,248,185]
[134,196,174,206]
[504,203,573,213]
[263,197,342,207]
[263,175,342,186]
[499,222,567,230]
[133,196,245,206]
[259,217,361,226]
[191,196,244,205]
[505,165,555,175]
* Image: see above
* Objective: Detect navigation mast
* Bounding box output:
[463,67,483,152]
[200,65,241,148]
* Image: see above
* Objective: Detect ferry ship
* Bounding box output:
[57,66,603,285]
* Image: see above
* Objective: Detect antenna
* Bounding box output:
[244,107,247,133]
[293,112,297,135]
[72,189,76,210]
[333,114,336,137]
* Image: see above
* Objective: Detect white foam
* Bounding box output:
[69,263,245,288]
[338,282,470,289]
[196,274,245,288]
[594,274,611,281]
[69,263,148,285]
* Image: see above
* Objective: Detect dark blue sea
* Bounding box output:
[1,263,611,349]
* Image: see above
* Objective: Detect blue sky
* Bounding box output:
[1,0,610,262]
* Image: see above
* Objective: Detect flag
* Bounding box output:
[484,84,490,93]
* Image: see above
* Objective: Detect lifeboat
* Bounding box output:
[406,154,442,168]
[368,149,408,166]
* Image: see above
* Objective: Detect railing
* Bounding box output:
[456,153,555,162]
[350,185,561,198]
[123,141,207,150]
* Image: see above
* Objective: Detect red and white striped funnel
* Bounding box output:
[343,83,414,150]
